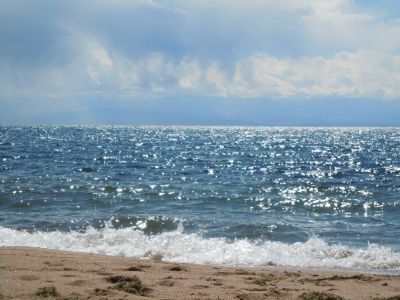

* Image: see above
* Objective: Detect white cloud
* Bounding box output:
[139,0,186,15]
[176,59,202,90]
[177,0,400,54]
[2,0,400,101]
[80,45,400,99]
[205,50,400,99]
[2,34,399,100]
[91,45,113,70]
[298,0,372,22]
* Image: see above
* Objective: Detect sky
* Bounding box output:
[1,0,400,126]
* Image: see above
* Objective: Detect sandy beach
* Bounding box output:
[0,247,399,299]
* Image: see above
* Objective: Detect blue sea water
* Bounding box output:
[1,126,400,272]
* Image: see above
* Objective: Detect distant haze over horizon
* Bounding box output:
[1,1,400,125]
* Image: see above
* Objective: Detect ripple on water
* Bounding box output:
[0,126,399,254]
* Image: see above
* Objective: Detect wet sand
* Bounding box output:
[0,246,400,299]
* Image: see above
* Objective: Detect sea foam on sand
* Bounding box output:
[1,224,400,274]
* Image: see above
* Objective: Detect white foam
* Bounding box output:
[1,225,399,273]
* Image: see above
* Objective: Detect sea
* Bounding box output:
[1,126,400,273]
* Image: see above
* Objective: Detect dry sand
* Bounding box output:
[0,247,400,299]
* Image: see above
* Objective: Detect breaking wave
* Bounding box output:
[1,222,399,274]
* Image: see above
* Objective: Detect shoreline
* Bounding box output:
[1,247,400,299]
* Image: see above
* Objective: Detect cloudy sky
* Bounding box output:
[1,0,400,125]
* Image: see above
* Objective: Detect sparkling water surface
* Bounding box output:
[1,126,400,272]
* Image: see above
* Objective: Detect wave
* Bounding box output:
[1,223,399,274]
